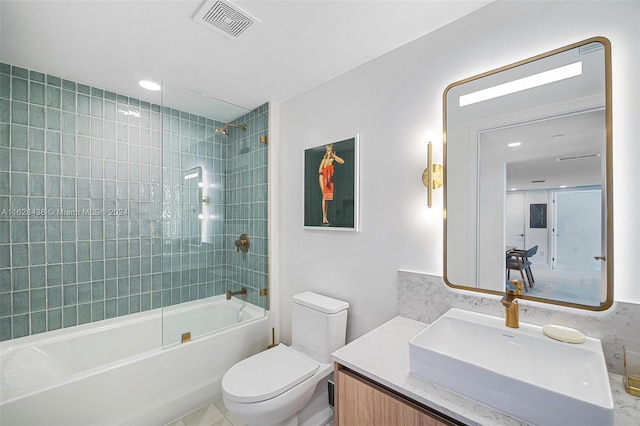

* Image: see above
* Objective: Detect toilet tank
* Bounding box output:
[291,292,349,364]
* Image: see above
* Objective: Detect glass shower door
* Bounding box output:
[159,83,268,347]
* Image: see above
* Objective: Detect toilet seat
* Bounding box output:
[222,345,319,403]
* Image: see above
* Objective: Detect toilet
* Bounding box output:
[222,291,349,426]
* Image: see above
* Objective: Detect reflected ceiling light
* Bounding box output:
[509,188,518,191]
[507,142,522,147]
[139,80,161,91]
[118,109,140,118]
[459,61,583,107]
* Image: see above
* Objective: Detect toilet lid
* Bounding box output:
[222,344,319,403]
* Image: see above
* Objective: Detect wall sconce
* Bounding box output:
[422,142,443,207]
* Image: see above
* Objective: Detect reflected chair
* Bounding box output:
[506,245,538,291]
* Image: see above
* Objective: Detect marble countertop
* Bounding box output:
[331,315,640,426]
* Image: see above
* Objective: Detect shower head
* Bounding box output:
[215,122,247,137]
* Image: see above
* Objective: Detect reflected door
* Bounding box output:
[506,192,525,249]
[553,189,601,272]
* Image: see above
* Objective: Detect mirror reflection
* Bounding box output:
[444,38,612,310]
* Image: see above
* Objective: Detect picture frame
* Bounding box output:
[530,203,547,229]
[303,135,360,231]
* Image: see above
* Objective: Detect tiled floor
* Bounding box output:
[522,268,600,305]
[164,397,246,426]
[165,397,336,426]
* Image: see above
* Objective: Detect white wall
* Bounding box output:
[277,1,640,343]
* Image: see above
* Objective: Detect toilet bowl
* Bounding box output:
[221,292,349,426]
[222,344,333,426]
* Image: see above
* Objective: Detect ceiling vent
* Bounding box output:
[557,153,601,161]
[193,0,260,40]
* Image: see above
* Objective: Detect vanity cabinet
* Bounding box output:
[334,363,458,426]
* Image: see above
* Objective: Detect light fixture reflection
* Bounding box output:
[139,80,161,91]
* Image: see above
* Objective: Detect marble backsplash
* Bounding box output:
[397,270,640,376]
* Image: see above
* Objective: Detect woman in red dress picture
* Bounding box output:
[318,144,345,225]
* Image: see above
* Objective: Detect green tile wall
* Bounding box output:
[224,105,269,308]
[0,63,269,341]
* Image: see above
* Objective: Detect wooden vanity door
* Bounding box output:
[335,365,455,426]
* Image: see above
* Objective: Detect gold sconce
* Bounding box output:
[422,142,443,207]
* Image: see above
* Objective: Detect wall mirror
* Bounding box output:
[444,37,612,310]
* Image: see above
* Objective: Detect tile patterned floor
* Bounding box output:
[164,398,246,426]
[523,268,600,305]
[165,398,334,426]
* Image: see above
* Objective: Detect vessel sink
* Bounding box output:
[409,308,613,426]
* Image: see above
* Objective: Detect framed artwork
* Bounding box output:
[530,203,547,228]
[304,135,360,231]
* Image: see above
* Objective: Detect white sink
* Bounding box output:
[409,308,614,426]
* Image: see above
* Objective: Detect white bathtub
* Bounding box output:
[0,295,270,426]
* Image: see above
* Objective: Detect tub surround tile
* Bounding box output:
[0,62,269,341]
[398,270,640,376]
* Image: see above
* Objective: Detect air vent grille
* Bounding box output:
[557,153,601,161]
[194,0,259,39]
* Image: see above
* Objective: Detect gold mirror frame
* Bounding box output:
[443,37,613,311]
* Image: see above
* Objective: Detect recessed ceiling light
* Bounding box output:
[139,80,161,91]
[507,142,522,147]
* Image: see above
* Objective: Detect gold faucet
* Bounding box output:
[501,285,520,328]
[226,287,247,300]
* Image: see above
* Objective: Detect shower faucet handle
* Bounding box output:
[235,234,250,253]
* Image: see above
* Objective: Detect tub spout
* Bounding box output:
[226,287,247,300]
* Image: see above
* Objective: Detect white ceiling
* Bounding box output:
[0,0,492,121]
[483,110,605,190]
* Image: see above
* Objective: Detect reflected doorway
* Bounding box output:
[553,188,602,272]
[506,192,526,249]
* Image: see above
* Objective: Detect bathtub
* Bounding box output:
[0,295,270,425]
